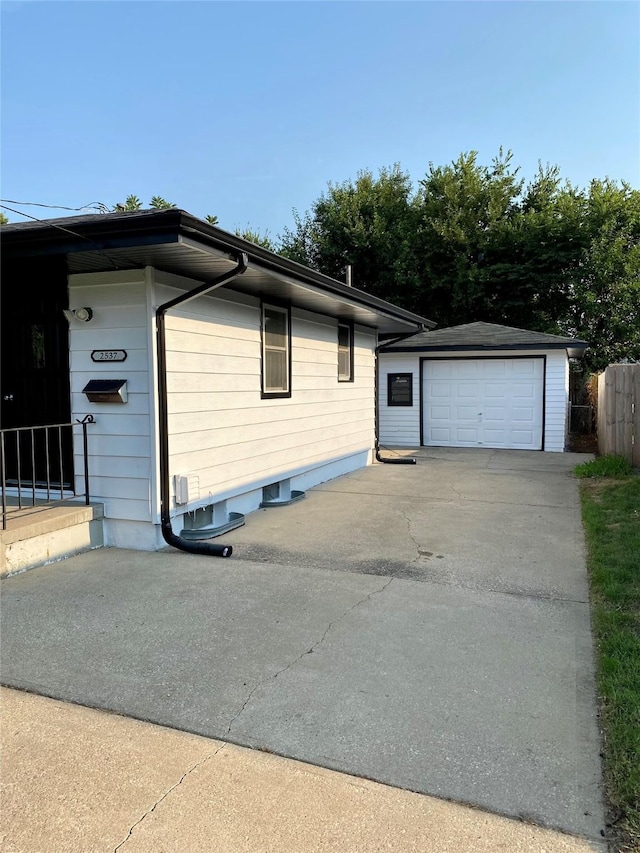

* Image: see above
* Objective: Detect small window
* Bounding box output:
[338,323,354,381]
[262,304,291,397]
[388,373,413,406]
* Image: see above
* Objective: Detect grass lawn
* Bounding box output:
[577,460,640,851]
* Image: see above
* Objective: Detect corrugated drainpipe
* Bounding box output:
[156,252,249,557]
[374,329,426,465]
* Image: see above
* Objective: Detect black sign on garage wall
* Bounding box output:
[387,373,413,406]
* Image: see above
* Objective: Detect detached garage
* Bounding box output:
[379,322,588,452]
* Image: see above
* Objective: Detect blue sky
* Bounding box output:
[1,1,638,236]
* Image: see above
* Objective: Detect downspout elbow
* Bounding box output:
[156,253,249,558]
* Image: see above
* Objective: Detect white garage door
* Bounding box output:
[423,358,544,450]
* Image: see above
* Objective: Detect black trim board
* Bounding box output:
[260,300,292,399]
[419,358,424,447]
[419,354,546,451]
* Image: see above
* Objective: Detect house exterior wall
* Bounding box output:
[379,349,569,452]
[69,267,377,549]
[156,271,376,525]
[69,270,157,547]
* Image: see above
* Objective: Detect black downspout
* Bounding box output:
[374,330,424,465]
[156,253,249,557]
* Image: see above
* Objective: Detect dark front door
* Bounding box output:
[1,256,73,487]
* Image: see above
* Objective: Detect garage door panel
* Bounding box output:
[511,430,536,445]
[512,407,536,422]
[482,361,507,376]
[512,360,542,378]
[429,427,453,442]
[455,428,480,443]
[429,405,451,420]
[423,358,543,450]
[457,383,479,398]
[484,383,508,398]
[456,406,478,420]
[430,362,456,379]
[430,385,451,398]
[483,407,508,421]
[482,429,507,444]
[512,383,536,398]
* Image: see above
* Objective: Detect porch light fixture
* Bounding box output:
[63,307,93,323]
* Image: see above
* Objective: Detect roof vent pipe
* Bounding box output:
[346,265,353,287]
[156,252,248,557]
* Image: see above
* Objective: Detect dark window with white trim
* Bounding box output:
[387,373,413,406]
[338,323,354,381]
[262,304,290,397]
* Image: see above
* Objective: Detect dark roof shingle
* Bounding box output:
[382,321,588,354]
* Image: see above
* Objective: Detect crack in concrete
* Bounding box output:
[113,743,226,852]
[227,577,394,735]
[400,510,423,563]
[485,450,499,469]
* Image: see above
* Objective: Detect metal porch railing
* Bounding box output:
[0,415,95,530]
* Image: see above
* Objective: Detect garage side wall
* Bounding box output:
[378,354,421,446]
[544,349,570,452]
[379,348,569,452]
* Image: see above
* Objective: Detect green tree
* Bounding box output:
[280,165,420,304]
[484,165,589,331]
[413,149,527,325]
[558,179,640,370]
[276,151,640,369]
[0,212,9,225]
[113,195,177,211]
[205,214,219,226]
[149,196,176,210]
[235,226,277,251]
[113,194,143,212]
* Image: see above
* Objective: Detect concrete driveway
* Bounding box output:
[0,448,604,842]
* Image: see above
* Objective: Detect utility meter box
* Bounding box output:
[82,379,128,403]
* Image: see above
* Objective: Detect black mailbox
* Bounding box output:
[82,379,128,404]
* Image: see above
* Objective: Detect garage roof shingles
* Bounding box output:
[382,321,588,353]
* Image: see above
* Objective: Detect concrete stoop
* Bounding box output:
[0,502,104,577]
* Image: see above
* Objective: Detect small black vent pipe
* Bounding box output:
[374,330,424,465]
[156,253,248,557]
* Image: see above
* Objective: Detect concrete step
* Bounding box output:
[1,502,104,577]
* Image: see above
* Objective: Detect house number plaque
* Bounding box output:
[91,350,128,362]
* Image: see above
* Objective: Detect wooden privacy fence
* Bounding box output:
[597,364,640,466]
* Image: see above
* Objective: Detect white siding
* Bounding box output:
[154,271,376,514]
[69,270,154,536]
[379,355,421,446]
[68,267,378,547]
[379,348,570,452]
[543,350,570,452]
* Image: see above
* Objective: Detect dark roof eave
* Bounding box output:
[2,209,434,332]
[1,208,184,251]
[178,213,435,329]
